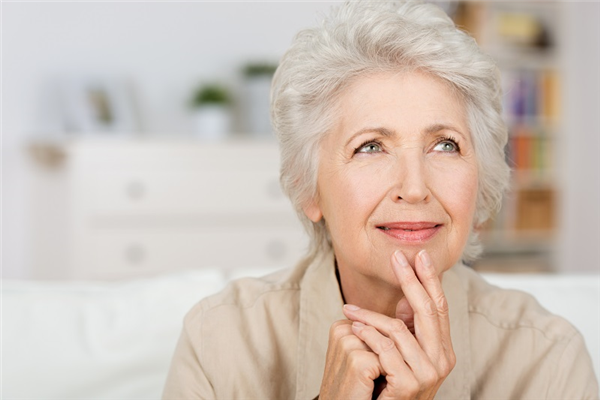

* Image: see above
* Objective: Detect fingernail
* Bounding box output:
[344,304,360,311]
[352,321,365,331]
[419,250,432,268]
[394,250,409,268]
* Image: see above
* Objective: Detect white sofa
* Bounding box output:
[3,268,599,399]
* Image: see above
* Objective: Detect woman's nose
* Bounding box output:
[391,152,430,204]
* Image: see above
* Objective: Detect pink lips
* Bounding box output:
[376,221,442,243]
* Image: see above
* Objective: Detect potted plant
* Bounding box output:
[190,83,232,140]
[241,62,278,137]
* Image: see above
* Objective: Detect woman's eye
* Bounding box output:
[356,142,382,154]
[433,140,459,152]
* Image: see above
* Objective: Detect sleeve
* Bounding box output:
[546,332,599,400]
[162,314,216,400]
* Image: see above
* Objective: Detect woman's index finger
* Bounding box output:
[413,250,453,355]
[391,250,445,356]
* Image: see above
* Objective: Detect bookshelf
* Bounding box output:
[451,1,562,272]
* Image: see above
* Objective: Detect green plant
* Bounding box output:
[242,62,278,78]
[190,84,231,107]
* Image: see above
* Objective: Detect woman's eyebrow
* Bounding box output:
[345,127,395,147]
[345,123,466,147]
[423,123,467,139]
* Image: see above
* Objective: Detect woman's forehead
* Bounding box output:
[331,71,469,141]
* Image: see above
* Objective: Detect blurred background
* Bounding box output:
[3,1,599,280]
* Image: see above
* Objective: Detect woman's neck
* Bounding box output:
[336,264,404,318]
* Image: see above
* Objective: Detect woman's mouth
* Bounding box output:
[376,222,442,243]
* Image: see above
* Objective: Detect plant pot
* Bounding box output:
[242,75,273,137]
[192,105,232,140]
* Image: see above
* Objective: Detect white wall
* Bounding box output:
[559,2,600,273]
[2,2,338,134]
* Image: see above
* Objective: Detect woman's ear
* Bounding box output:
[302,199,323,223]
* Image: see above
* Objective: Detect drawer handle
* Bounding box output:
[124,243,146,265]
[126,180,146,200]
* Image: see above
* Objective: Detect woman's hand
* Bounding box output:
[319,250,455,400]
[319,319,384,399]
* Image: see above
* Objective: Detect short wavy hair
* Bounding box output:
[271,0,510,262]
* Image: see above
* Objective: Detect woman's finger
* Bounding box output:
[319,319,384,399]
[328,319,371,352]
[413,250,453,359]
[351,322,418,394]
[352,321,437,400]
[343,305,429,372]
[391,250,443,360]
[394,297,414,334]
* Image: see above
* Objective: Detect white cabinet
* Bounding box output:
[66,139,308,280]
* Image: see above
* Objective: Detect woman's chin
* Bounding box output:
[398,249,421,269]
[387,246,456,278]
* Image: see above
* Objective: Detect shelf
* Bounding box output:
[488,49,559,70]
[458,1,563,274]
[480,230,554,256]
[472,253,553,273]
[504,117,559,132]
[510,170,556,188]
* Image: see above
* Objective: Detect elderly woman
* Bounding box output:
[163,2,598,399]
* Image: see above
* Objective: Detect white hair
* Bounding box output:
[271,1,510,262]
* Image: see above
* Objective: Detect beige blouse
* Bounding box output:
[163,250,599,399]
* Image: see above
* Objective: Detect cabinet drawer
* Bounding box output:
[70,140,281,172]
[81,170,290,215]
[74,226,309,280]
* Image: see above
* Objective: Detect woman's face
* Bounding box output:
[304,71,478,288]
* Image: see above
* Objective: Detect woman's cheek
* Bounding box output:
[345,162,386,199]
[428,159,477,249]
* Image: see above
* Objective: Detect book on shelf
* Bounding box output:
[506,129,553,174]
[481,186,556,237]
[515,188,555,232]
[502,69,560,123]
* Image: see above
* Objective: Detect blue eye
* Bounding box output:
[356,141,382,154]
[433,138,459,153]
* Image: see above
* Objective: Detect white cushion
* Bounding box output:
[2,269,226,399]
